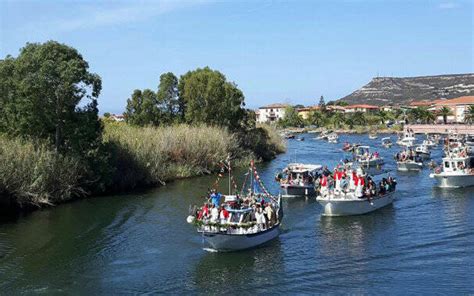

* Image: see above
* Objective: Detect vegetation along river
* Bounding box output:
[1,134,473,294]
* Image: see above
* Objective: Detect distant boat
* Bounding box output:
[327,133,338,143]
[381,137,392,148]
[277,163,322,197]
[369,133,378,140]
[397,160,423,171]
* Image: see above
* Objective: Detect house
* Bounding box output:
[409,101,432,108]
[297,106,320,120]
[344,104,380,113]
[256,103,289,123]
[433,96,474,123]
[110,114,125,122]
[327,105,347,113]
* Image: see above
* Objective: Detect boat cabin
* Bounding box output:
[442,157,474,173]
[281,163,322,185]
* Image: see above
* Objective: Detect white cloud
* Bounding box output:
[438,2,459,9]
[21,0,212,35]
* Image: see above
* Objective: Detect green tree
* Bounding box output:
[103,112,111,118]
[0,41,102,153]
[178,67,246,130]
[331,112,345,128]
[124,89,160,126]
[308,110,326,127]
[350,111,366,126]
[318,95,326,111]
[438,107,452,124]
[464,106,474,124]
[156,72,180,124]
[377,110,389,124]
[279,106,303,127]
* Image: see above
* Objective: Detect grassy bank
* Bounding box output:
[0,123,285,210]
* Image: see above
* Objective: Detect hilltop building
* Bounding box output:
[344,104,380,113]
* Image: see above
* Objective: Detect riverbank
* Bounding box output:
[0,123,285,213]
[282,125,403,134]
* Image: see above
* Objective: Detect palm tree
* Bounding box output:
[331,112,345,128]
[464,106,474,124]
[422,110,436,124]
[377,110,389,124]
[438,107,452,124]
[351,111,366,126]
[309,110,325,127]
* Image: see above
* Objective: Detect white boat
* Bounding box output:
[353,146,384,167]
[369,133,378,140]
[316,191,396,216]
[430,154,474,188]
[278,163,322,197]
[316,130,332,140]
[397,160,423,171]
[327,133,338,143]
[188,161,283,251]
[381,137,392,148]
[397,136,416,147]
[422,139,436,148]
[415,145,431,160]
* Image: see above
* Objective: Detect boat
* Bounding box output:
[415,144,431,160]
[422,139,436,148]
[277,163,322,197]
[316,168,397,216]
[369,132,378,140]
[327,133,338,143]
[187,160,283,251]
[353,146,384,167]
[285,133,295,139]
[317,191,396,216]
[430,146,474,188]
[397,160,423,171]
[381,137,392,148]
[342,142,360,152]
[296,137,305,141]
[397,130,416,147]
[316,130,332,140]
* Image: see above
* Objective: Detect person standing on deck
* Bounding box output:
[210,190,222,207]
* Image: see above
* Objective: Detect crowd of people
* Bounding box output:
[193,189,278,232]
[317,166,397,199]
[395,149,421,162]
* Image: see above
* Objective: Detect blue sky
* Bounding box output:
[1,0,472,113]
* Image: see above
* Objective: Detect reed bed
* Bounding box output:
[0,136,85,208]
[104,123,247,190]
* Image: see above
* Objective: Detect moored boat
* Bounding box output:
[353,146,384,167]
[415,144,431,160]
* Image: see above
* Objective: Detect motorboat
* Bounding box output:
[422,139,436,148]
[296,137,305,141]
[381,137,392,148]
[397,135,416,147]
[316,130,332,140]
[316,191,396,216]
[342,142,360,152]
[430,147,474,188]
[187,161,283,251]
[285,133,295,139]
[353,146,384,167]
[397,160,423,171]
[415,145,431,160]
[327,133,338,143]
[277,163,322,197]
[369,133,378,140]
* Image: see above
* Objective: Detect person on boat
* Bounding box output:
[319,174,329,196]
[210,204,219,223]
[322,166,332,177]
[255,205,267,230]
[340,174,348,193]
[264,203,275,227]
[219,206,230,224]
[210,190,222,207]
[355,174,364,198]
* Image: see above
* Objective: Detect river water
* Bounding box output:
[1,134,473,294]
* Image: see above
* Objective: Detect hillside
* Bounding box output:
[339,73,474,106]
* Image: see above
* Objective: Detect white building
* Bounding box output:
[256,103,289,123]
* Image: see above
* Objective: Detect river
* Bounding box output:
[1,134,473,294]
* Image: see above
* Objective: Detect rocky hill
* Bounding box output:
[339,73,474,106]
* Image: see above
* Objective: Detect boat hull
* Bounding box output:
[359,158,384,167]
[201,225,280,251]
[430,173,474,188]
[397,161,423,171]
[316,192,395,216]
[281,184,316,197]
